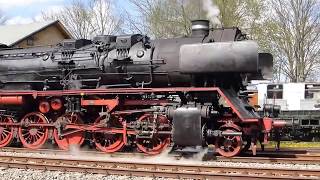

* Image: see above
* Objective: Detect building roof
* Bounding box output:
[0,20,72,46]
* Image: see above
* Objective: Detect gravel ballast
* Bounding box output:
[0,149,319,170]
[0,148,319,179]
[0,167,175,180]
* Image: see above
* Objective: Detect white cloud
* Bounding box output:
[5,16,34,25]
[34,14,43,22]
[2,3,65,25]
[0,0,63,10]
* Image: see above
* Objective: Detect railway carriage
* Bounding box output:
[249,82,320,141]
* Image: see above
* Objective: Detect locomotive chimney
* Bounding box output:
[191,20,210,37]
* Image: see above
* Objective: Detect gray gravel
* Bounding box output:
[0,148,319,179]
[0,167,175,180]
[0,149,320,170]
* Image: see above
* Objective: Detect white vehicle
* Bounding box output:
[248,81,320,141]
[251,82,320,111]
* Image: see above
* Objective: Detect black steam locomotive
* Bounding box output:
[0,20,280,157]
[0,20,272,90]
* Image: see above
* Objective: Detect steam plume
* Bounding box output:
[202,0,221,26]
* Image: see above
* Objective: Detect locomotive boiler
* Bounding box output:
[0,20,282,157]
[0,20,271,90]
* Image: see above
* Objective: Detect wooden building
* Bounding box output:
[0,20,72,48]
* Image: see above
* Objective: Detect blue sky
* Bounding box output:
[0,0,133,25]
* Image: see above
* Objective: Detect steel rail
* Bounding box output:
[1,147,320,165]
[0,154,319,180]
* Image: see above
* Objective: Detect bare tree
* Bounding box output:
[128,0,207,38]
[209,0,273,56]
[267,0,320,82]
[128,0,267,40]
[212,0,264,27]
[42,0,122,39]
[42,0,91,39]
[214,0,265,33]
[89,0,123,36]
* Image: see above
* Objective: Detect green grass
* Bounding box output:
[264,141,320,148]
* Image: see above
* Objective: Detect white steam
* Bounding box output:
[202,0,221,26]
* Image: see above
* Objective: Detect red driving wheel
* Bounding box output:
[53,113,85,150]
[215,129,242,157]
[136,114,171,155]
[18,112,49,149]
[0,116,14,147]
[93,115,124,153]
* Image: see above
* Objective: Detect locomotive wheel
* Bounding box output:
[136,114,170,155]
[93,115,124,153]
[0,116,14,147]
[215,129,242,157]
[18,112,49,149]
[53,113,85,150]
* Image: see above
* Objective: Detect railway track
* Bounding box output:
[1,147,320,165]
[0,154,318,179]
